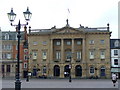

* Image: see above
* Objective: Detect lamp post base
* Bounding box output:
[26,75,29,82]
[15,80,21,90]
[69,76,72,82]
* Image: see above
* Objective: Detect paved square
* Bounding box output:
[1,78,120,89]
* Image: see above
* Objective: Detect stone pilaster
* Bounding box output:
[50,39,53,61]
[82,38,87,78]
[61,39,64,63]
[71,64,75,78]
[71,39,74,62]
[82,38,85,61]
[60,64,64,78]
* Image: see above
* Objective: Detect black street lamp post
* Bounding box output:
[7,7,32,90]
[26,55,29,82]
[26,53,32,82]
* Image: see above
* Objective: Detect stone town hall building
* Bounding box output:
[28,21,111,79]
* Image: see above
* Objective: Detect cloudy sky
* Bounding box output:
[0,0,119,38]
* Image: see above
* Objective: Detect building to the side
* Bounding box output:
[22,26,30,78]
[0,29,2,77]
[1,30,25,78]
[28,21,111,79]
[110,39,120,78]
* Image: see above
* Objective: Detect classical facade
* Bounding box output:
[28,21,111,79]
[110,39,120,78]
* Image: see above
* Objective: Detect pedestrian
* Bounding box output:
[112,73,117,87]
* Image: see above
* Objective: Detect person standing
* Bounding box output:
[112,73,117,87]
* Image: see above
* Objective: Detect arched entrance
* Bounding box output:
[75,65,82,77]
[64,65,70,77]
[54,65,60,76]
[100,66,105,77]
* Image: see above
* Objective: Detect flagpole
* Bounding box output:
[67,8,70,20]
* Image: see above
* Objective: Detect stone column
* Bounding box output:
[71,39,75,78]
[71,39,74,61]
[82,38,86,78]
[50,39,53,61]
[60,39,64,78]
[49,39,53,77]
[61,39,64,63]
[82,38,85,61]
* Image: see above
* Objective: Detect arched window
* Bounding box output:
[114,40,119,47]
[54,65,60,76]
[5,33,9,40]
[100,66,105,76]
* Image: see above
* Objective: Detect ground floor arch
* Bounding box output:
[29,64,111,79]
[75,65,82,77]
[64,65,70,77]
[54,65,60,76]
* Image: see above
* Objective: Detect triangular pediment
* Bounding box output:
[53,26,83,34]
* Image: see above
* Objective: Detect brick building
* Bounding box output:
[28,21,111,79]
[22,26,30,78]
[1,30,25,77]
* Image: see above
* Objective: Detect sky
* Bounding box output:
[0,0,119,38]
